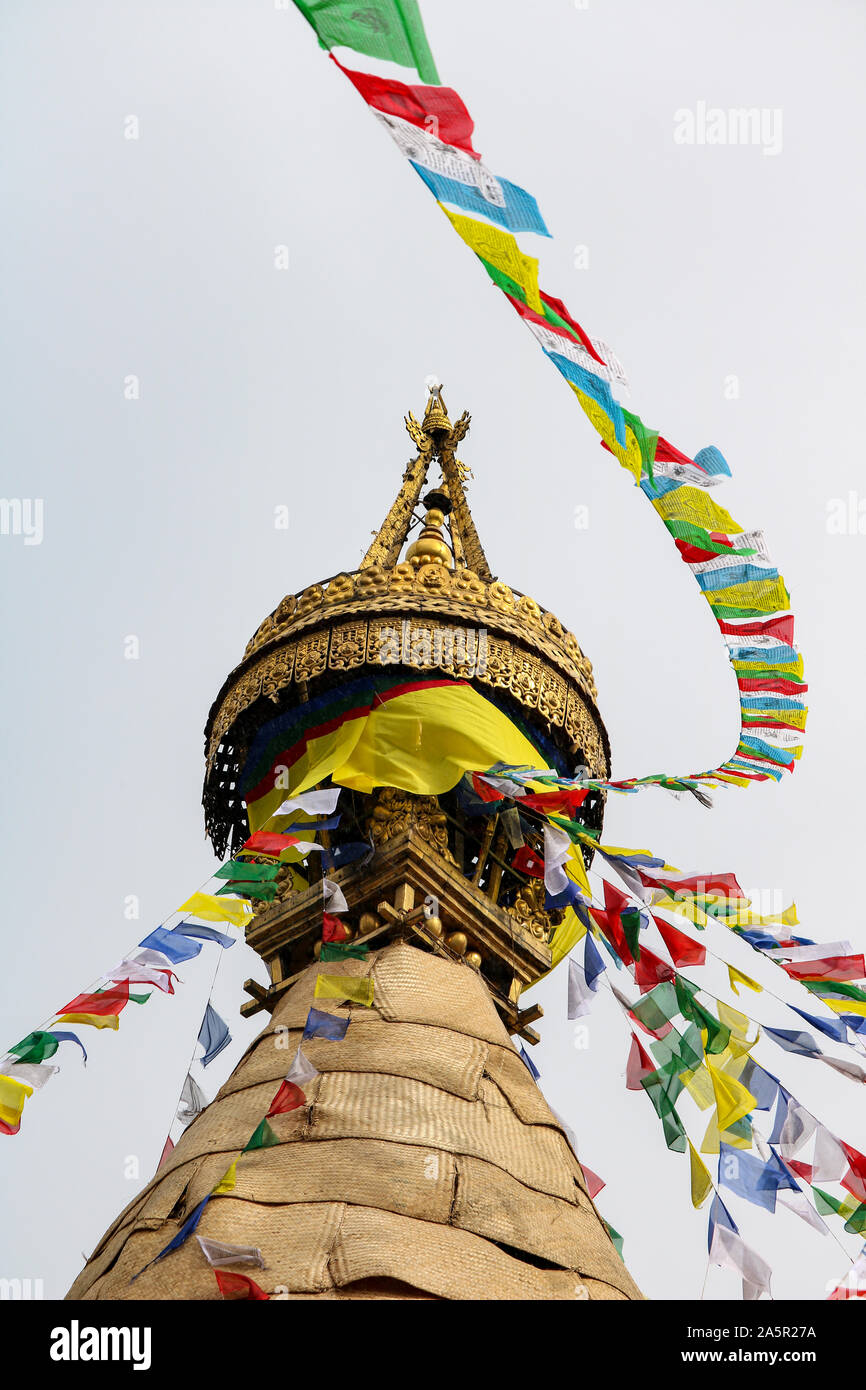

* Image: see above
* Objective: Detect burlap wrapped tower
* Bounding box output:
[67,390,643,1301]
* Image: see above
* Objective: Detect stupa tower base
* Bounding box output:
[68,940,640,1301]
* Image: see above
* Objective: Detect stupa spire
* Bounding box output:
[360,382,492,580]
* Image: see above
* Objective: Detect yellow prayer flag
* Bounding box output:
[688,1141,713,1209]
[679,1065,715,1111]
[314,974,374,1008]
[728,965,762,996]
[439,205,542,313]
[56,1012,120,1030]
[568,384,642,480]
[0,1074,33,1128]
[706,575,791,614]
[651,895,710,928]
[700,1112,752,1155]
[651,486,742,535]
[179,892,251,928]
[212,1159,238,1195]
[716,1000,750,1036]
[547,906,587,974]
[824,999,866,1017]
[707,1059,757,1131]
[721,902,798,928]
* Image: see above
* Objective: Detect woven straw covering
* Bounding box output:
[67,942,642,1301]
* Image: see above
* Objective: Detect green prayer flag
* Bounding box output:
[478,256,526,303]
[215,860,280,882]
[813,1186,845,1218]
[8,1031,59,1064]
[803,979,866,1003]
[603,1221,625,1260]
[622,409,658,484]
[128,992,151,1005]
[630,981,678,1035]
[216,880,277,902]
[621,907,642,961]
[321,941,370,961]
[293,0,440,83]
[243,1118,280,1153]
[844,1203,866,1236]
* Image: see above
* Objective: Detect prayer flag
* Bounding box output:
[56,1012,119,1030]
[322,912,351,942]
[197,1236,265,1270]
[266,1080,306,1117]
[212,1160,238,1196]
[180,892,251,927]
[303,1007,350,1041]
[518,1043,540,1080]
[654,918,706,967]
[244,1118,279,1152]
[214,1269,269,1300]
[0,1074,33,1129]
[137,925,203,963]
[689,1142,713,1209]
[334,57,479,157]
[286,1046,319,1088]
[294,0,440,84]
[314,973,375,1007]
[707,1060,756,1130]
[8,1029,86,1065]
[197,1004,232,1067]
[177,1073,208,1127]
[173,922,235,949]
[60,982,130,1017]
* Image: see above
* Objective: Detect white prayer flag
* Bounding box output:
[275,788,341,817]
[286,1046,318,1088]
[196,1235,265,1269]
[322,879,348,914]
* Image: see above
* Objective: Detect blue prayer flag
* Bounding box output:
[303,1007,350,1042]
[197,1003,232,1067]
[173,921,235,949]
[410,162,550,236]
[518,1043,541,1081]
[138,925,203,964]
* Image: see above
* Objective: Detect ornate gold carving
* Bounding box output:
[366,787,454,864]
[328,622,367,672]
[507,879,564,940]
[294,630,329,683]
[538,665,568,727]
[262,645,294,702]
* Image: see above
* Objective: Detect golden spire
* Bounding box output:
[360,383,492,580]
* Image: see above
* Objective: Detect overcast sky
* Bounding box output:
[2,0,865,1300]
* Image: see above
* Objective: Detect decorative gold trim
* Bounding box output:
[206,613,609,778]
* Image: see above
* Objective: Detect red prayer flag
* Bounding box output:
[633,947,676,995]
[841,1144,866,1203]
[581,1164,605,1199]
[625,1034,655,1091]
[717,614,795,645]
[60,980,130,1016]
[782,954,865,983]
[332,56,480,158]
[655,436,698,469]
[266,1081,305,1118]
[512,846,545,878]
[520,788,589,816]
[654,917,707,968]
[322,913,350,943]
[538,291,604,361]
[638,870,745,900]
[157,1135,175,1170]
[471,773,505,803]
[214,1269,269,1301]
[242,831,297,855]
[787,1160,813,1182]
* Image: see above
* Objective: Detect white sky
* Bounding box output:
[1,0,865,1300]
